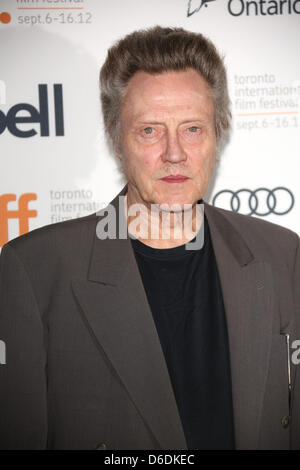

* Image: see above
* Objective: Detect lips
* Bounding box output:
[160,175,190,183]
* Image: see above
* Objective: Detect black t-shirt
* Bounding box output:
[130,215,235,450]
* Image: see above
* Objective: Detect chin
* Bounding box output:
[154,194,196,212]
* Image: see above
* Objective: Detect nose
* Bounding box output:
[161,130,187,164]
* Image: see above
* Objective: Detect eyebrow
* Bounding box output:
[135,118,210,126]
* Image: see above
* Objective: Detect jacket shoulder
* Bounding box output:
[3,211,98,262]
[212,204,297,238]
[207,203,299,267]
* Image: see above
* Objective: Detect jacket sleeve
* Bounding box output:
[293,235,300,335]
[0,243,48,449]
[291,234,300,449]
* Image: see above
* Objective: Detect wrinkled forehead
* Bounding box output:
[121,69,215,122]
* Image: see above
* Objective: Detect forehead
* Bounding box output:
[121,68,214,121]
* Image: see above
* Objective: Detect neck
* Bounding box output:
[124,193,204,249]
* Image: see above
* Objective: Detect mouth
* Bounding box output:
[160,175,190,183]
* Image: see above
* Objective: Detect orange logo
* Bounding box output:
[0,193,37,247]
[0,12,11,24]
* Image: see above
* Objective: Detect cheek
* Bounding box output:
[123,148,154,183]
[134,144,162,172]
[190,146,215,175]
[142,150,159,171]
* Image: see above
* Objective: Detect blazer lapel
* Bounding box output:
[71,185,188,450]
[204,203,275,449]
[72,184,275,450]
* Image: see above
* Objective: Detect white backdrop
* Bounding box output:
[0,0,299,248]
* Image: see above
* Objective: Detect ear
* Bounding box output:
[114,136,122,159]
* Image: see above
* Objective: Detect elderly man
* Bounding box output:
[0,26,299,450]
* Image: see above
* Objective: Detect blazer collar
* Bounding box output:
[73,183,275,449]
[88,183,254,284]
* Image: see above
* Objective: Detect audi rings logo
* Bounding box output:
[212,187,295,216]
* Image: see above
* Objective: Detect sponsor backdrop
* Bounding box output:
[0,0,299,248]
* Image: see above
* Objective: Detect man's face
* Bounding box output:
[117,68,217,210]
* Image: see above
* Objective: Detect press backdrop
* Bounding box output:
[1,0,299,248]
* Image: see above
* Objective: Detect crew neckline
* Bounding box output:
[130,213,208,260]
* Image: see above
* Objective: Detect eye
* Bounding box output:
[143,127,154,135]
[182,125,203,140]
[188,126,200,133]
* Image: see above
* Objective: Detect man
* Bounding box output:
[0,26,299,450]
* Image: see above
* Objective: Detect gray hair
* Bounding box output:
[100,25,231,152]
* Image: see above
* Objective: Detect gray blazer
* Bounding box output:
[0,183,299,450]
